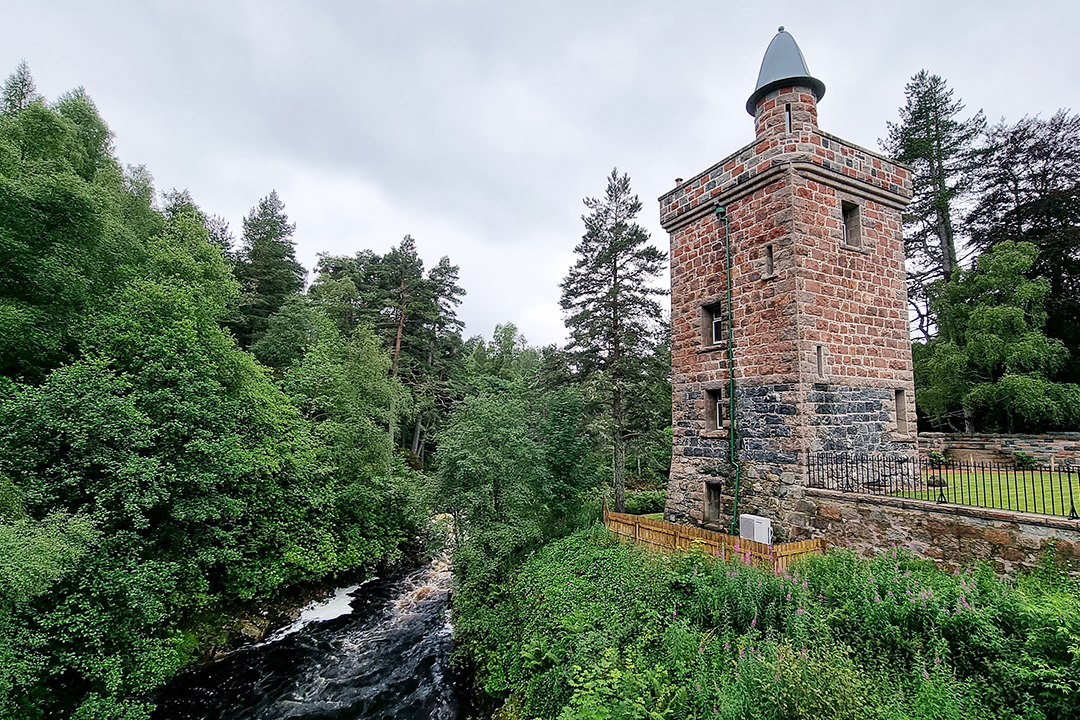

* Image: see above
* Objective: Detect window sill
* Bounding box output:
[697,345,729,355]
[701,430,730,439]
[761,272,779,281]
[840,242,871,255]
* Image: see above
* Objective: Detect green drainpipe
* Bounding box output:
[715,204,741,536]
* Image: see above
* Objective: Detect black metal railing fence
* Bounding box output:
[807,452,1079,520]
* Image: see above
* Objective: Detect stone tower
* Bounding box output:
[661,28,916,538]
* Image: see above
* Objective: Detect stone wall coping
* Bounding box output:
[920,432,1080,440]
[660,159,910,233]
[658,129,911,207]
[660,163,788,232]
[805,487,1080,533]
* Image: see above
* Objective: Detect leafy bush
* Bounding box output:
[1014,451,1039,469]
[622,489,666,515]
[454,528,1080,720]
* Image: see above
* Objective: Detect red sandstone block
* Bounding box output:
[999,546,1025,562]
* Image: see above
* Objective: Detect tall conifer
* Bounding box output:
[229,191,305,348]
[883,71,985,338]
[560,169,666,512]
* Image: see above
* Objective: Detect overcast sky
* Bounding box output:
[3,1,1078,346]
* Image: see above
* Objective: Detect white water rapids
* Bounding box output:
[151,555,462,719]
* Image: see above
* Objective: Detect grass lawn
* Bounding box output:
[641,512,664,521]
[897,469,1080,517]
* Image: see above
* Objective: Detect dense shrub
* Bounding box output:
[453,527,1080,720]
[622,489,666,515]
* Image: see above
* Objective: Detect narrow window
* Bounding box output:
[816,345,825,377]
[706,388,728,432]
[704,483,723,523]
[895,389,908,435]
[784,103,792,134]
[702,303,726,346]
[764,244,774,276]
[842,201,861,248]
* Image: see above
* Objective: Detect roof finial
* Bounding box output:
[746,28,825,115]
[778,26,785,32]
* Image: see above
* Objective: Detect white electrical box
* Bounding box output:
[739,514,773,545]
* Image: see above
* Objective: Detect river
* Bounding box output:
[151,555,467,719]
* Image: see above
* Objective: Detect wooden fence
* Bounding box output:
[602,507,825,574]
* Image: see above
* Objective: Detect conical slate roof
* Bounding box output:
[746,27,826,115]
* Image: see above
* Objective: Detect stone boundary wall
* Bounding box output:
[800,487,1080,574]
[919,433,1080,464]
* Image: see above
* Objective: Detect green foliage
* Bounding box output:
[310,237,466,460]
[560,169,667,512]
[1014,451,1039,470]
[622,489,666,515]
[228,190,306,349]
[455,530,1080,720]
[0,71,427,716]
[883,71,986,340]
[1,61,40,113]
[928,450,949,467]
[967,111,1080,382]
[915,241,1080,432]
[251,295,332,369]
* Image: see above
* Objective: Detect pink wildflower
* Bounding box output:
[796,607,805,615]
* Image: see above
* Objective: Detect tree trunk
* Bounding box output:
[410,415,423,457]
[613,385,626,513]
[391,307,406,378]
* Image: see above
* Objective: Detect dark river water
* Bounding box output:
[151,556,464,720]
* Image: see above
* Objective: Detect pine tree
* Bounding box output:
[229,191,305,348]
[1,60,40,113]
[883,71,985,339]
[967,111,1080,382]
[560,169,666,512]
[309,238,465,456]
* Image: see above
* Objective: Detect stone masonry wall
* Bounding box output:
[663,84,916,531]
[809,385,914,455]
[800,488,1080,574]
[919,433,1080,464]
